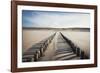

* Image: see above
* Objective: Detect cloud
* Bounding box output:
[22,10,90,28]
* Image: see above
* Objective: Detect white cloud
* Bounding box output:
[24,12,90,28]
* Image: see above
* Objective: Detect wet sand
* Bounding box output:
[22,30,55,52]
[61,31,90,57]
[23,29,90,57]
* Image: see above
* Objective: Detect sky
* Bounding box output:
[22,10,90,28]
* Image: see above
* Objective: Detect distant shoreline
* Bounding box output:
[23,27,90,31]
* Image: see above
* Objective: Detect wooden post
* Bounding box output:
[80,51,85,59]
[40,47,44,56]
[34,52,39,61]
[76,47,80,56]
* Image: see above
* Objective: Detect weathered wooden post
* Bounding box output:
[76,47,80,56]
[72,44,76,53]
[80,51,85,59]
[40,47,44,56]
[34,51,39,61]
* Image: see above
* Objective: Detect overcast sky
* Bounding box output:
[22,10,90,28]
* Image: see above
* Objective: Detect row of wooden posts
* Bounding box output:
[60,32,89,59]
[22,33,56,62]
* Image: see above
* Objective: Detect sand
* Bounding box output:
[23,29,90,57]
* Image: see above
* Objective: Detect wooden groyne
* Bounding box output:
[22,32,89,62]
[60,32,89,59]
[22,33,56,62]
